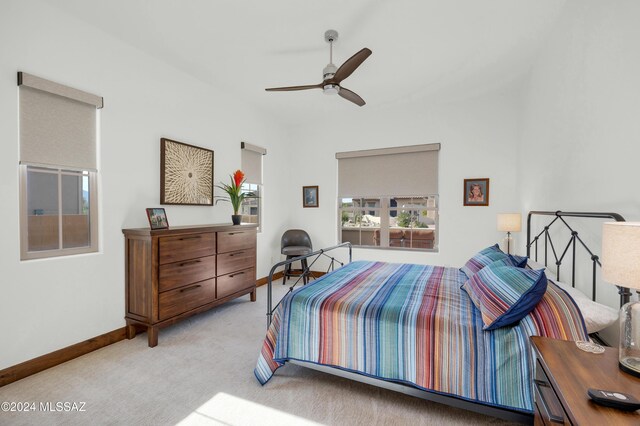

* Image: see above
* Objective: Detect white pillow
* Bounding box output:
[527,260,618,333]
[551,279,619,334]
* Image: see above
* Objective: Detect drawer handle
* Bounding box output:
[229,251,245,257]
[534,379,564,423]
[229,271,245,278]
[227,232,244,236]
[179,284,202,293]
[179,236,202,241]
[179,259,202,267]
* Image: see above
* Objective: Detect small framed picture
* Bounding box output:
[303,186,319,208]
[463,178,490,206]
[146,208,169,229]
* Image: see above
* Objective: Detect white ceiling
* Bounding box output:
[42,0,566,125]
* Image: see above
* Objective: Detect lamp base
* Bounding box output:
[619,358,640,378]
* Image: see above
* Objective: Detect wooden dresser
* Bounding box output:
[122,224,257,347]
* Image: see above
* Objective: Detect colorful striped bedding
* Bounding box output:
[255,261,588,413]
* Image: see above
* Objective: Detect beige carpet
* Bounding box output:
[0,280,515,425]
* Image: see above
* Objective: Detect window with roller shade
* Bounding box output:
[337,144,439,251]
[18,72,103,260]
[240,142,266,231]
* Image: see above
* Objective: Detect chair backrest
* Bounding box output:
[281,229,312,250]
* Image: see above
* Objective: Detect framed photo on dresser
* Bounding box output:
[146,208,169,229]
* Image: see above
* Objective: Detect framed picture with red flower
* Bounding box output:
[160,138,214,205]
[303,186,319,208]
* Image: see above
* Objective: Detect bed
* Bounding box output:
[255,211,629,423]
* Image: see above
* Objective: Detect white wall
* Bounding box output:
[285,88,523,268]
[519,0,640,338]
[0,0,290,369]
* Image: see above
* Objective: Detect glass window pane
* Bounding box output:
[340,210,360,246]
[240,183,260,226]
[27,169,59,251]
[62,173,90,249]
[360,210,380,247]
[340,198,353,208]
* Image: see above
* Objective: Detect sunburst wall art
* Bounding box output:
[160,138,214,205]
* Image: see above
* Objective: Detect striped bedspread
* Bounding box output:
[255,261,588,412]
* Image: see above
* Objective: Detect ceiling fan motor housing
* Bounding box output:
[323,63,337,80]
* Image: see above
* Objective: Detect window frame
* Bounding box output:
[19,164,99,260]
[338,195,439,252]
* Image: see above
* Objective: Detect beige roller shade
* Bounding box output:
[241,142,266,184]
[337,143,440,197]
[19,72,102,171]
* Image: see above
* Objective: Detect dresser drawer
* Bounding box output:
[159,255,216,292]
[159,232,216,264]
[217,230,255,253]
[158,278,216,321]
[217,268,255,299]
[217,248,255,276]
[534,359,567,424]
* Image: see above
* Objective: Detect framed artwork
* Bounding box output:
[463,178,490,206]
[146,208,169,229]
[303,186,319,208]
[160,138,214,205]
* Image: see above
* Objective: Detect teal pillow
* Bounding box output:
[462,263,548,330]
[460,244,511,278]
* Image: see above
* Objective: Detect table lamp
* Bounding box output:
[497,213,521,255]
[602,222,640,378]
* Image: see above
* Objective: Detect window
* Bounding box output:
[241,142,266,231]
[21,166,98,255]
[240,182,260,226]
[18,72,102,260]
[336,144,440,251]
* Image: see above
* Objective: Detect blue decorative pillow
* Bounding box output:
[461,263,548,330]
[460,244,511,278]
[509,254,528,268]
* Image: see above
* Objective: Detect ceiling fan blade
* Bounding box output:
[265,84,322,92]
[333,48,372,84]
[338,87,366,106]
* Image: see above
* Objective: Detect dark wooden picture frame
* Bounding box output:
[303,186,319,208]
[146,208,169,229]
[160,138,214,205]
[463,178,490,206]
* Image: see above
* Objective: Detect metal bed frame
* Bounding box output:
[526,211,630,307]
[262,211,628,424]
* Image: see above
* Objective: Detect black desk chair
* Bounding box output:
[281,229,313,284]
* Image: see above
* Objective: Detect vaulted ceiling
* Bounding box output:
[43,0,566,125]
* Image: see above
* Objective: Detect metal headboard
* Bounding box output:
[526,211,630,307]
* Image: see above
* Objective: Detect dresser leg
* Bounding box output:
[125,322,137,339]
[147,326,158,347]
[250,288,256,302]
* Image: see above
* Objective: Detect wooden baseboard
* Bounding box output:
[0,271,328,387]
[0,327,126,388]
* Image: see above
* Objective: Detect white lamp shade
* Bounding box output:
[602,222,640,290]
[497,213,522,232]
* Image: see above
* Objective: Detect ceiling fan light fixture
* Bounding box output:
[323,84,340,95]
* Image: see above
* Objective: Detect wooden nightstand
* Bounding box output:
[531,336,640,425]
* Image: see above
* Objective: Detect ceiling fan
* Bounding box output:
[265,30,372,106]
